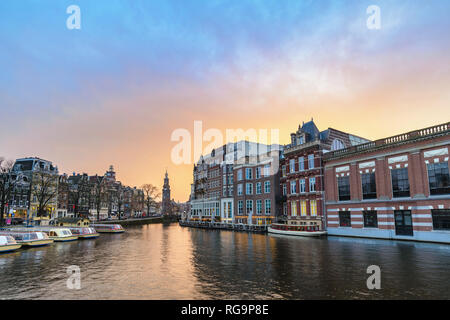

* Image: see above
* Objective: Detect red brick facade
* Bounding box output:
[324,123,450,243]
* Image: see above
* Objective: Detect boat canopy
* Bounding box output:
[0,235,17,245]
[0,231,49,241]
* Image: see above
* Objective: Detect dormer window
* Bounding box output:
[331,139,345,151]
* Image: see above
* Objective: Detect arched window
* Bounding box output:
[331,139,345,151]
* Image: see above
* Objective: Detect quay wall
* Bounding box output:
[101,217,163,226]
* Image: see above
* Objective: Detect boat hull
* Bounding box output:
[77,233,100,239]
[97,230,124,234]
[0,244,22,253]
[20,239,54,247]
[50,236,79,242]
[268,227,327,237]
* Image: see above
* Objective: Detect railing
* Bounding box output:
[284,140,320,155]
[324,122,449,160]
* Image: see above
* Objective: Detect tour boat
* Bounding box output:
[0,231,54,247]
[28,227,78,242]
[90,224,125,233]
[268,223,327,237]
[0,235,22,253]
[67,227,100,239]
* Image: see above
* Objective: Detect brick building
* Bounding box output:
[324,122,450,243]
[189,141,281,224]
[280,120,370,230]
[233,149,282,225]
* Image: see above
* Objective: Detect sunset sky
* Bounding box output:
[1,0,449,201]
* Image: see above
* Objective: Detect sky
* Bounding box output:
[0,0,449,201]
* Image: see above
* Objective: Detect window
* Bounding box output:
[290,181,297,194]
[238,200,243,214]
[331,139,345,151]
[237,169,243,181]
[300,200,307,216]
[245,168,253,180]
[246,200,253,214]
[298,157,304,171]
[246,183,253,195]
[237,184,243,196]
[363,210,378,228]
[264,181,271,193]
[308,154,314,169]
[299,179,305,193]
[223,175,227,185]
[339,211,351,227]
[256,182,262,194]
[255,167,261,179]
[264,165,270,177]
[309,177,316,192]
[427,162,450,195]
[282,183,287,196]
[290,201,297,216]
[289,159,295,173]
[282,165,286,177]
[432,210,450,230]
[391,168,410,198]
[283,203,287,215]
[265,200,271,215]
[310,200,317,216]
[338,176,350,201]
[256,200,262,214]
[362,173,377,199]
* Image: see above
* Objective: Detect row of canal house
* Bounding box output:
[188,120,450,243]
[189,141,283,225]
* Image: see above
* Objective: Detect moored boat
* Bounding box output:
[67,227,100,239]
[91,224,125,233]
[0,230,54,247]
[0,235,22,253]
[268,223,327,237]
[28,227,78,242]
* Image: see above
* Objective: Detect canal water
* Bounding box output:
[0,223,449,299]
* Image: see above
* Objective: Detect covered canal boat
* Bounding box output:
[0,235,22,253]
[91,224,125,233]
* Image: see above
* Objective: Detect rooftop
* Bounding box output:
[323,122,450,161]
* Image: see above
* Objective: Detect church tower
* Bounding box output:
[161,170,172,215]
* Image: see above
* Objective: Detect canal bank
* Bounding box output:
[100,217,163,226]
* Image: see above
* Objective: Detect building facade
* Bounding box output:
[233,150,281,225]
[189,141,281,224]
[11,157,59,225]
[280,120,370,230]
[324,122,450,243]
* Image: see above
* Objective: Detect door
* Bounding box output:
[394,210,413,236]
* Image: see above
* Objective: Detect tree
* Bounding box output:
[141,184,160,216]
[0,158,16,226]
[91,175,105,221]
[68,174,92,217]
[32,169,59,218]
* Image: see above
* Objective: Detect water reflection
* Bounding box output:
[0,224,449,299]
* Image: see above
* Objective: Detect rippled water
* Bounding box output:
[0,223,449,299]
